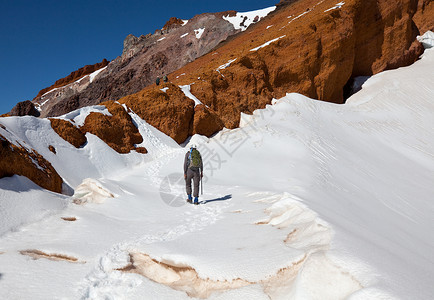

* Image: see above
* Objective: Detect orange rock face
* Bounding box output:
[167,0,426,131]
[119,83,225,143]
[414,0,434,34]
[119,83,195,144]
[192,104,225,137]
[50,118,87,148]
[50,102,146,154]
[80,101,144,153]
[0,134,63,193]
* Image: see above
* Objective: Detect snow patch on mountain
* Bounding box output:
[417,30,434,49]
[250,35,286,51]
[194,28,205,39]
[55,105,112,127]
[223,6,276,31]
[324,1,345,12]
[179,84,204,107]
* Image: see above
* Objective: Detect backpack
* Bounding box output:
[188,148,202,169]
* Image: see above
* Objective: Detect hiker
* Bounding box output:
[156,76,160,86]
[184,145,203,205]
[163,74,168,83]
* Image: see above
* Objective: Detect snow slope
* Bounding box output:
[0,49,433,299]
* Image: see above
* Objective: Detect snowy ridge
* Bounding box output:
[40,66,108,98]
[54,105,112,127]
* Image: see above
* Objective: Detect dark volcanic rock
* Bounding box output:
[9,100,40,117]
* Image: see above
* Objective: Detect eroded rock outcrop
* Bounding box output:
[50,118,87,148]
[118,83,225,143]
[168,0,427,130]
[9,100,40,117]
[414,0,434,34]
[0,133,63,193]
[50,102,147,153]
[119,83,195,144]
[80,101,145,154]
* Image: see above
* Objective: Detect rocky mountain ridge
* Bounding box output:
[30,8,272,118]
[1,0,433,192]
[116,0,433,142]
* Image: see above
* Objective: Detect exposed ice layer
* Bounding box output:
[223,6,276,31]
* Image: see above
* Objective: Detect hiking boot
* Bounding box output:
[187,194,192,203]
[194,197,199,205]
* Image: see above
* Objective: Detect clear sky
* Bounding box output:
[0,0,276,114]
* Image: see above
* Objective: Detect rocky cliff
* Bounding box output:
[164,0,428,130]
[32,9,268,118]
[111,0,431,140]
[0,129,63,193]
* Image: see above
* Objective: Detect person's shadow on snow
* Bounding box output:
[202,194,232,204]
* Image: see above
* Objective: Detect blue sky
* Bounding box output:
[0,0,275,114]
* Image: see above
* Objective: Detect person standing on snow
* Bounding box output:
[184,145,203,205]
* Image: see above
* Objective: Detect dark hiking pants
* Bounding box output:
[186,168,200,198]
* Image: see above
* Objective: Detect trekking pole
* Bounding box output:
[201,175,203,195]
